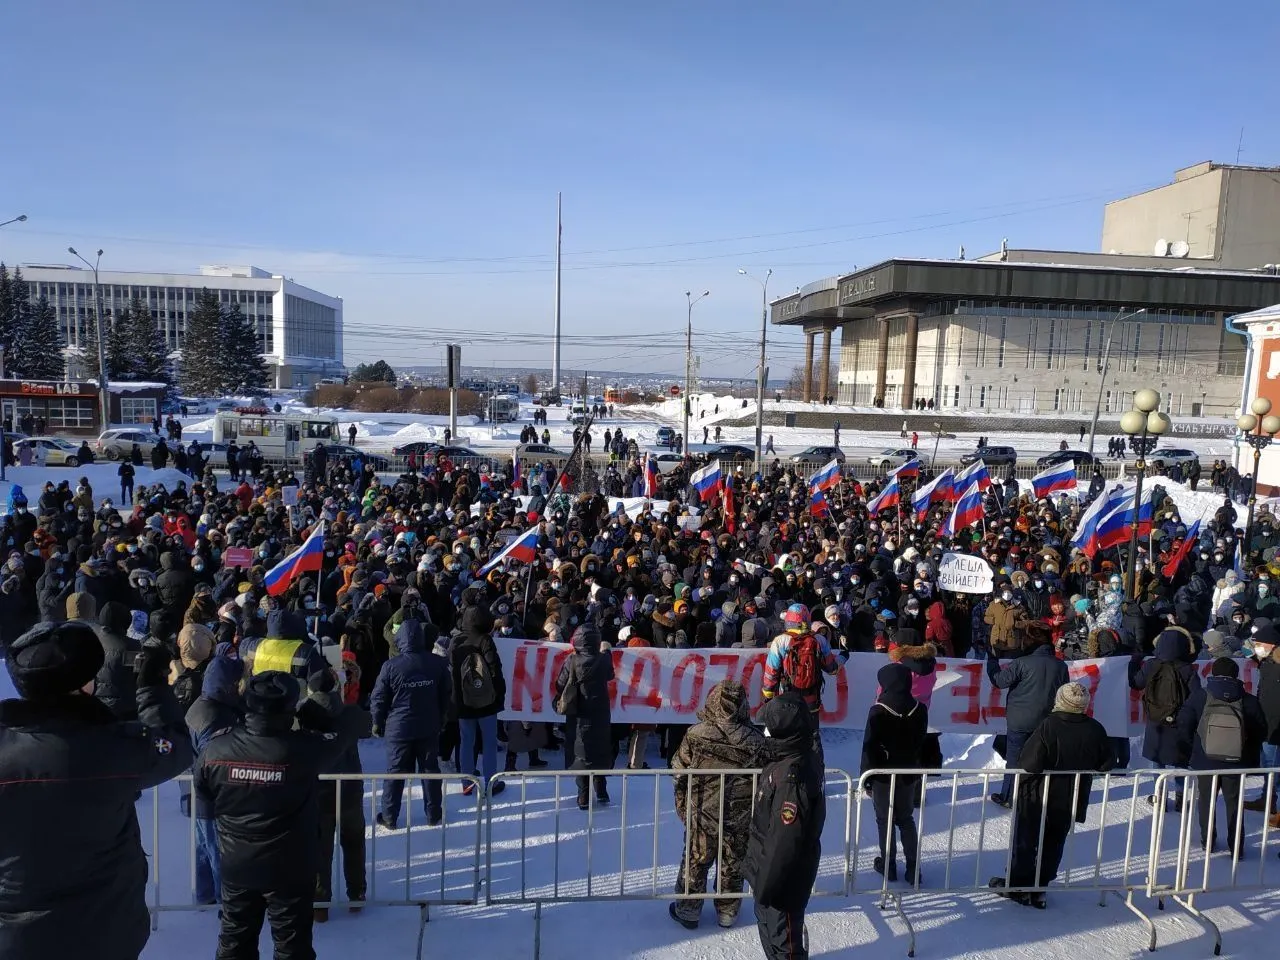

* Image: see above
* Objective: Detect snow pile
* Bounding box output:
[1,465,196,513]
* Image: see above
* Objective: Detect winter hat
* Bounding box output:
[66,592,98,622]
[1053,682,1090,715]
[7,621,105,700]
[307,668,337,694]
[177,623,215,669]
[721,601,739,619]
[1202,629,1230,658]
[1210,656,1239,679]
[244,671,300,715]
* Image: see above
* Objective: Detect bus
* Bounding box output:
[486,395,520,422]
[604,387,622,404]
[212,408,339,461]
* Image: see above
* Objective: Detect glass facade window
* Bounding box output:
[47,398,95,429]
[119,397,157,424]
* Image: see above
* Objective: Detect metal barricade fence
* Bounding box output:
[853,769,1174,957]
[484,767,856,960]
[1147,768,1280,956]
[144,773,484,958]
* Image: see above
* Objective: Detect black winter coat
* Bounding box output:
[1256,652,1280,745]
[1175,675,1268,770]
[94,603,141,721]
[449,608,506,719]
[743,695,825,912]
[371,621,452,741]
[0,684,193,960]
[1128,630,1201,766]
[35,567,74,623]
[1017,711,1114,823]
[194,709,361,890]
[987,644,1070,734]
[156,553,194,618]
[554,624,615,770]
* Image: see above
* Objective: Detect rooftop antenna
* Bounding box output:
[1236,127,1245,164]
[958,244,966,260]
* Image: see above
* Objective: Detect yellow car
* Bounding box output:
[15,436,86,467]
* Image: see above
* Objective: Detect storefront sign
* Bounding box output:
[20,382,83,396]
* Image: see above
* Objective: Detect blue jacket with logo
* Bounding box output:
[371,620,452,742]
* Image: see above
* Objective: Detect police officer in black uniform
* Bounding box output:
[195,670,360,960]
[0,621,192,960]
[743,692,826,960]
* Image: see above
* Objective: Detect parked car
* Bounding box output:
[307,444,390,471]
[866,448,924,470]
[655,426,676,448]
[790,446,845,466]
[96,428,166,461]
[392,441,439,458]
[703,444,756,464]
[567,405,589,425]
[1149,447,1199,471]
[514,442,567,459]
[431,445,480,460]
[1034,449,1099,470]
[15,436,84,467]
[960,445,1019,468]
[651,452,685,474]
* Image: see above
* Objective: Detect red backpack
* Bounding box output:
[783,633,821,696]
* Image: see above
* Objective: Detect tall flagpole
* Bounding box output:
[552,192,562,397]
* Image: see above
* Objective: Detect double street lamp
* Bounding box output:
[1235,397,1280,559]
[67,246,110,432]
[1119,388,1169,598]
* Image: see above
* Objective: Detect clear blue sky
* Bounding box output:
[3,0,1278,378]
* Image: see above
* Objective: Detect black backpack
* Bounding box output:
[459,648,496,710]
[1141,661,1190,727]
[1197,694,1245,763]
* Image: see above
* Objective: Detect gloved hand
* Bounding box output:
[371,725,383,738]
[134,645,172,688]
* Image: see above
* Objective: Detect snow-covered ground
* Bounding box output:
[1,464,202,512]
[175,394,1247,465]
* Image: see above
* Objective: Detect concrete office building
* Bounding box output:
[773,165,1280,417]
[17,263,344,388]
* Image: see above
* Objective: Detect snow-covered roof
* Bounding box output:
[1229,303,1280,325]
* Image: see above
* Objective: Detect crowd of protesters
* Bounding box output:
[0,425,1277,959]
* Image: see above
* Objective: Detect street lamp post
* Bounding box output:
[0,214,28,229]
[1119,388,1169,599]
[738,267,772,476]
[1087,308,1146,457]
[68,246,110,432]
[684,290,709,460]
[1235,397,1280,559]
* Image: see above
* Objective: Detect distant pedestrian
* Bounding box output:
[765,435,775,456]
[1079,425,1086,443]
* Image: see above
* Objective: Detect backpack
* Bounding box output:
[782,633,821,696]
[172,663,206,714]
[553,660,580,717]
[459,648,496,710]
[1141,661,1190,727]
[1197,695,1244,763]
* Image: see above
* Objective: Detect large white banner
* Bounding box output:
[496,638,1258,737]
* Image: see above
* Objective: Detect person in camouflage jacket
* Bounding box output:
[668,680,766,930]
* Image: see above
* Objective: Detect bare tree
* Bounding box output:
[523,372,539,396]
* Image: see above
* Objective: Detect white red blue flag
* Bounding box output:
[890,458,920,481]
[690,460,723,502]
[866,476,902,516]
[951,459,992,499]
[809,458,842,493]
[479,526,541,576]
[644,454,660,498]
[1031,461,1077,499]
[264,521,326,597]
[943,482,985,536]
[911,468,953,521]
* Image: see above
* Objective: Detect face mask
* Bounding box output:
[192,562,205,573]
[1001,592,1013,603]
[1033,579,1044,589]
[1260,585,1270,597]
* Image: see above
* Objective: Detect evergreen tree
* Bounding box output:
[13,296,64,380]
[0,264,13,366]
[3,268,32,375]
[125,295,172,384]
[350,360,396,383]
[105,308,134,380]
[219,303,269,392]
[179,288,225,395]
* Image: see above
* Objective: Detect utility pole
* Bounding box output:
[1087,308,1146,456]
[684,290,709,456]
[68,246,109,432]
[551,192,562,398]
[738,268,772,475]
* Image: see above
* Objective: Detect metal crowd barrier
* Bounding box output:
[144,772,484,960]
[1148,769,1280,956]
[484,767,856,960]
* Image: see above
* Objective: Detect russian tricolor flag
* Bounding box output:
[810,458,842,493]
[1162,518,1201,578]
[810,486,829,518]
[866,476,902,516]
[264,521,327,597]
[1031,461,1077,499]
[951,459,992,499]
[512,453,522,488]
[890,458,920,481]
[479,526,541,576]
[690,460,723,502]
[943,481,985,536]
[1071,484,1129,553]
[1093,486,1154,554]
[644,454,660,498]
[912,467,953,521]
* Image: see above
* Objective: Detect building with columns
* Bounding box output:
[773,256,1280,417]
